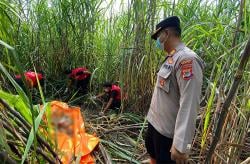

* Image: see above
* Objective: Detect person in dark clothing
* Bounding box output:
[95,82,121,113]
[65,67,91,94]
[14,71,44,104]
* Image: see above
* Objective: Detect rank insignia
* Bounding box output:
[167,57,174,64]
[170,49,176,55]
[160,79,165,86]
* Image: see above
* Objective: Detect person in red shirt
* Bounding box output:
[15,71,44,89]
[95,82,121,113]
[64,67,91,94]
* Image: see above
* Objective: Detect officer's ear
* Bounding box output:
[159,29,167,41]
[164,29,169,37]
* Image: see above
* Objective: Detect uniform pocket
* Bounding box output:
[157,68,171,93]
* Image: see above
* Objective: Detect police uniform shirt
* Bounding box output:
[147,43,205,153]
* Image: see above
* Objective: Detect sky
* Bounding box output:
[100,0,129,18]
[99,0,217,18]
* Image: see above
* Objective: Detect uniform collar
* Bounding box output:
[166,42,185,57]
[175,42,185,52]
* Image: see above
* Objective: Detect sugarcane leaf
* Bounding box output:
[21,103,50,164]
[0,90,32,124]
[0,122,20,160]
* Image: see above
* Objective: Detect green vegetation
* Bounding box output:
[0,0,249,163]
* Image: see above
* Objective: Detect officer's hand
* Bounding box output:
[170,146,188,164]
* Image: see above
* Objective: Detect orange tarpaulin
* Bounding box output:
[45,101,99,164]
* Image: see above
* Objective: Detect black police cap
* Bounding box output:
[151,16,181,40]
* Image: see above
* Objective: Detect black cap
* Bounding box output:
[151,16,181,40]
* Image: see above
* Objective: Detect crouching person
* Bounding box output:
[65,67,91,94]
[15,71,44,89]
[14,71,44,103]
[95,82,121,114]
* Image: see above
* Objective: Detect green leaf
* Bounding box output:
[21,103,50,164]
[202,64,222,147]
[0,122,20,160]
[0,60,30,106]
[0,40,14,50]
[0,90,33,124]
[246,99,250,111]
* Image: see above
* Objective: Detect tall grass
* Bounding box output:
[0,0,249,163]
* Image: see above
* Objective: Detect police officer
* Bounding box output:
[95,82,121,114]
[145,16,205,164]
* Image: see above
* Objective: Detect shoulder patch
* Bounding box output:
[180,59,192,66]
[180,59,193,80]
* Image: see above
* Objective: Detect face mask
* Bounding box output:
[156,30,169,50]
[156,37,164,50]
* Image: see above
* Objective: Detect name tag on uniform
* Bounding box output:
[163,63,173,70]
[158,67,171,79]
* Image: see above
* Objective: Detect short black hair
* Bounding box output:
[168,27,181,37]
[103,82,112,88]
